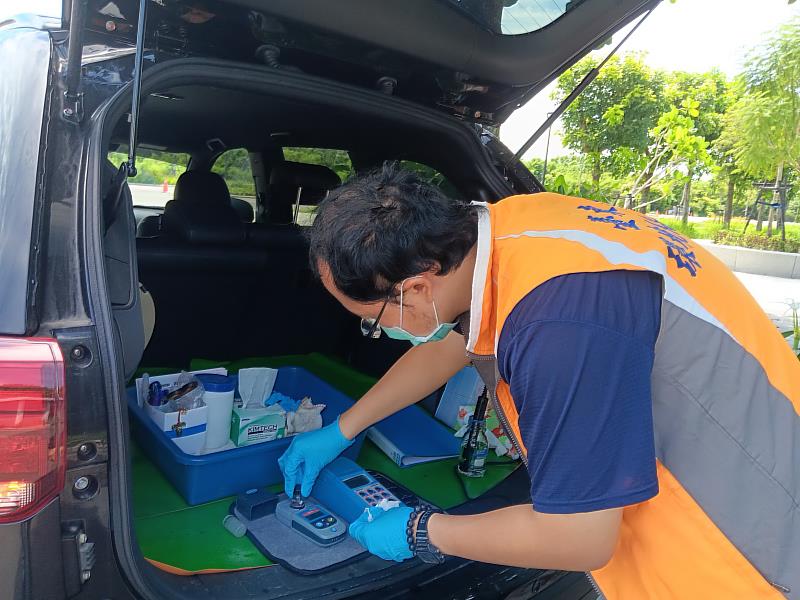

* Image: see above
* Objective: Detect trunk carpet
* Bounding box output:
[132,353,521,574]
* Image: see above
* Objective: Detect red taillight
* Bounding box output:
[0,337,66,523]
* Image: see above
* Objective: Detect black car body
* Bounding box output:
[0,1,657,598]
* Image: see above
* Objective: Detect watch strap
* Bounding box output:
[413,508,446,564]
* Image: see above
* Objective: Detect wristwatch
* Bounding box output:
[412,509,446,564]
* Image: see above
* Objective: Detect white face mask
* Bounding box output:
[381,277,457,346]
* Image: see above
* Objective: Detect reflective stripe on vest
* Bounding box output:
[466,194,799,599]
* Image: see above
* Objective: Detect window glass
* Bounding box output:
[108,147,189,208]
[398,160,460,198]
[212,148,257,198]
[445,0,570,36]
[281,148,354,225]
[212,149,257,220]
[283,147,354,182]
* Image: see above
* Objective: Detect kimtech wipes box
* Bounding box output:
[230,405,286,446]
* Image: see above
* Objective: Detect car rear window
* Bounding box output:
[212,148,257,216]
[283,147,354,182]
[445,0,570,35]
[398,161,459,198]
[108,147,189,208]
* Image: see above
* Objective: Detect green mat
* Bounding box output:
[132,353,521,574]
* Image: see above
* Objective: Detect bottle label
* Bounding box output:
[473,447,488,468]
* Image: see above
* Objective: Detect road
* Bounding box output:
[129,183,173,208]
[129,184,257,213]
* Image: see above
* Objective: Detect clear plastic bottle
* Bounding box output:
[457,416,489,478]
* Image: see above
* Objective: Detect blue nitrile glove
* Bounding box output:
[277,417,353,497]
[348,505,414,562]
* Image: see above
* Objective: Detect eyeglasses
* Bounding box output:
[360,293,391,339]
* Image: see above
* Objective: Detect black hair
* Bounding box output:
[308,162,478,303]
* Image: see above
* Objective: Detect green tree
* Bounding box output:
[528,155,598,198]
[554,54,666,200]
[725,18,800,235]
[627,97,713,221]
[629,70,730,221]
[714,79,751,227]
[212,148,256,196]
[283,147,353,182]
[668,71,731,221]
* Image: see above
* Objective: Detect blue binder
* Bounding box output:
[367,404,461,467]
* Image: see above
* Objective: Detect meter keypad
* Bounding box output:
[352,482,400,507]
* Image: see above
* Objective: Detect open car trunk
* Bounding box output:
[84,54,600,599]
[70,0,658,594]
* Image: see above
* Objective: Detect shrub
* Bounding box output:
[658,218,697,238]
[713,230,800,253]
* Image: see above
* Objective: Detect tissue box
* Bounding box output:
[230,405,286,446]
[146,402,208,455]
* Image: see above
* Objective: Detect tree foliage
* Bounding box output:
[542,19,799,225]
[554,54,666,194]
[725,18,800,179]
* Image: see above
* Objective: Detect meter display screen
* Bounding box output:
[344,474,370,489]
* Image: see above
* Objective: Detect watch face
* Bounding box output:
[415,548,444,564]
[416,549,435,563]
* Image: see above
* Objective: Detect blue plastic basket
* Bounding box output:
[127,366,365,505]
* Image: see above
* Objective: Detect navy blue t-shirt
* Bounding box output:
[496,270,661,514]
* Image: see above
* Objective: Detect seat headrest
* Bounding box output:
[270,161,341,193]
[267,161,341,224]
[230,197,255,223]
[162,171,245,244]
[174,171,232,205]
[136,214,162,238]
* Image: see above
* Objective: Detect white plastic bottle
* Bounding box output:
[196,373,235,449]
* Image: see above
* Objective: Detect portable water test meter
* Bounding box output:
[311,457,406,523]
[275,498,348,547]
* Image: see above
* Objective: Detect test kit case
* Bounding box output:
[127,366,366,505]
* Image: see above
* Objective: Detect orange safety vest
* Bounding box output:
[465,193,799,599]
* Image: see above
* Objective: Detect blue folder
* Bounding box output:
[367,404,461,467]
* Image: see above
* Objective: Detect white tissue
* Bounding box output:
[376,498,401,511]
[238,368,278,408]
[285,397,325,435]
[365,498,402,522]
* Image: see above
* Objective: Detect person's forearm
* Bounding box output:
[338,331,469,439]
[426,505,621,572]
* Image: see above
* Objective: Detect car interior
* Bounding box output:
[95,66,572,599]
[115,81,501,375]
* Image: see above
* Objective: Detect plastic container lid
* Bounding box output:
[196,373,235,393]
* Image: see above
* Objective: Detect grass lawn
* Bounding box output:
[656,217,800,244]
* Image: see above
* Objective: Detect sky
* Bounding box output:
[5,0,799,161]
[500,0,800,160]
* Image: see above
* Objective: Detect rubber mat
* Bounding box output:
[132,354,521,575]
[232,496,368,575]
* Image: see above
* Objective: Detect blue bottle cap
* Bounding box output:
[195,373,235,393]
